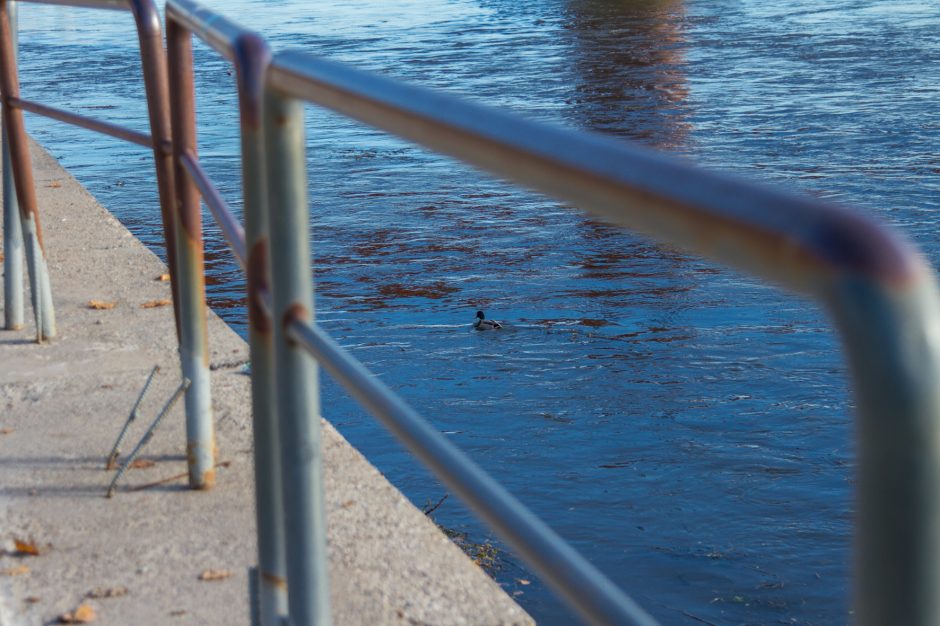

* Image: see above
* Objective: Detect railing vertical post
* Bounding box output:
[825,274,940,626]
[0,0,54,342]
[2,0,22,330]
[263,86,331,626]
[166,19,215,489]
[130,0,181,339]
[234,33,287,625]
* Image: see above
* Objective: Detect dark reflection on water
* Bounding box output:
[14,1,940,624]
[563,0,691,148]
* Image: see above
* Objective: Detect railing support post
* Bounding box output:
[826,273,940,626]
[263,86,330,626]
[131,0,181,340]
[166,19,215,489]
[2,0,22,331]
[0,0,54,342]
[234,33,287,625]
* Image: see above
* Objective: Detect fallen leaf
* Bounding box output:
[140,299,172,309]
[128,459,156,470]
[198,569,231,582]
[58,603,96,624]
[169,610,187,617]
[12,539,40,556]
[1,564,29,576]
[0,428,13,435]
[86,587,127,599]
[47,181,61,188]
[87,300,116,310]
[156,273,171,282]
[25,596,40,604]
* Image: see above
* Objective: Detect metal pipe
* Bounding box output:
[166,18,215,490]
[9,97,153,149]
[266,48,940,625]
[825,274,940,626]
[131,0,181,341]
[267,52,914,296]
[14,0,127,9]
[179,150,246,266]
[106,365,160,470]
[166,0,242,62]
[2,0,22,330]
[106,378,191,498]
[231,30,287,625]
[0,0,55,341]
[263,87,330,626]
[287,318,658,626]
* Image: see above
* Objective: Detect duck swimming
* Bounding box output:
[473,310,502,330]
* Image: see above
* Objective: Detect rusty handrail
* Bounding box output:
[13,0,127,9]
[0,0,191,470]
[265,48,940,626]
[1,0,181,341]
[8,1,940,625]
[267,51,918,293]
[178,150,246,266]
[10,96,154,148]
[165,2,285,623]
[164,1,940,625]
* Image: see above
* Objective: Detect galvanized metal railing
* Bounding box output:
[0,0,218,489]
[5,1,940,625]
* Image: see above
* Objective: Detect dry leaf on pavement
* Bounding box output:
[198,569,231,582]
[87,300,116,310]
[58,603,96,624]
[12,539,40,556]
[140,299,172,309]
[1,565,29,576]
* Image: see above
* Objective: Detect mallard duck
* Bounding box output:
[473,310,502,330]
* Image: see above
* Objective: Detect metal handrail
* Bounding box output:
[164,4,286,623]
[287,317,660,626]
[0,0,181,346]
[1,0,203,482]
[14,0,128,8]
[262,45,940,626]
[164,1,940,625]
[267,47,940,626]
[169,1,940,625]
[267,51,916,292]
[7,1,940,625]
[9,96,155,148]
[165,2,660,624]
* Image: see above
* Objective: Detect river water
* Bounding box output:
[15,1,940,624]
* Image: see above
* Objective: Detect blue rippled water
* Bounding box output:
[15,1,940,623]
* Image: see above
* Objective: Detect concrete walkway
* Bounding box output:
[0,139,533,626]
